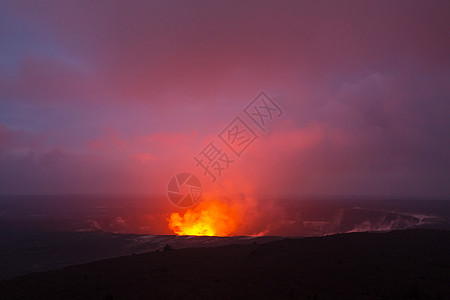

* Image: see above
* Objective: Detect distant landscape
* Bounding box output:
[1,195,449,280]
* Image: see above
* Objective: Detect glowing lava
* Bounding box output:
[168,199,240,236]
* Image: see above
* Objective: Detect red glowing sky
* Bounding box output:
[0,1,449,199]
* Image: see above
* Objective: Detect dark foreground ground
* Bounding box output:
[1,229,449,300]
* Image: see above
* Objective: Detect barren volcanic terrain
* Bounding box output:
[1,229,449,299]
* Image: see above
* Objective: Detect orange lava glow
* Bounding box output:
[168,199,240,236]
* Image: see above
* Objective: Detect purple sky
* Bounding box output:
[0,0,449,198]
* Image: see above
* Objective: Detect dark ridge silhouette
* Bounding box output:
[1,229,449,299]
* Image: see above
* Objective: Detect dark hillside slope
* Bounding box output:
[1,229,449,299]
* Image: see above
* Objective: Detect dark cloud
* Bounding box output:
[0,1,449,197]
